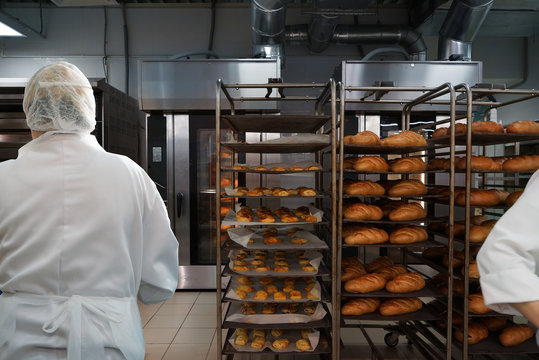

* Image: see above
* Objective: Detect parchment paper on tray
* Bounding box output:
[227,228,328,250]
[226,277,322,303]
[228,250,323,277]
[259,134,330,145]
[226,302,327,324]
[229,329,320,353]
[228,161,322,172]
[221,205,323,226]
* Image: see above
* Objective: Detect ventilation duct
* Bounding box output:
[438,0,494,60]
[251,0,293,60]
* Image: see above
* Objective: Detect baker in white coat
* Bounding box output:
[0,62,179,359]
[477,169,539,344]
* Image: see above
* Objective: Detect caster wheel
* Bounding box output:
[384,333,399,347]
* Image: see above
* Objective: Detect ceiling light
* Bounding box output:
[0,20,24,37]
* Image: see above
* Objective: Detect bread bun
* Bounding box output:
[469,293,492,314]
[389,226,428,244]
[455,322,489,345]
[471,121,504,133]
[502,155,539,171]
[343,202,384,220]
[366,256,394,273]
[344,180,386,196]
[499,324,535,347]
[353,156,389,171]
[379,297,422,316]
[388,203,427,221]
[455,189,502,206]
[506,120,539,134]
[343,226,389,245]
[390,157,427,172]
[385,272,426,293]
[381,131,427,146]
[344,130,380,145]
[344,273,387,293]
[341,298,380,315]
[387,180,428,196]
[506,190,523,207]
[455,156,502,171]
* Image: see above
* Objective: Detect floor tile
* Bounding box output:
[189,303,217,315]
[140,314,153,327]
[144,344,169,360]
[172,327,215,344]
[138,302,163,316]
[181,314,217,328]
[162,343,211,360]
[196,292,218,304]
[166,291,200,304]
[155,302,193,315]
[143,328,179,344]
[145,314,186,329]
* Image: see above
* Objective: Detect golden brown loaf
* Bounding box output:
[343,202,384,220]
[353,156,389,171]
[389,226,428,244]
[502,155,539,171]
[506,190,523,206]
[375,264,408,281]
[381,130,427,146]
[344,180,386,196]
[455,189,502,206]
[387,180,428,196]
[366,256,394,273]
[455,322,489,345]
[341,256,367,281]
[342,157,356,169]
[344,273,387,293]
[379,297,422,316]
[480,316,507,331]
[377,200,406,217]
[427,158,450,170]
[388,203,427,221]
[390,157,427,172]
[343,226,389,245]
[506,120,539,134]
[499,324,535,347]
[432,127,448,138]
[469,293,492,314]
[455,156,503,171]
[343,130,381,145]
[461,260,480,279]
[470,220,497,243]
[341,298,381,315]
[421,247,448,261]
[471,120,504,133]
[385,273,426,293]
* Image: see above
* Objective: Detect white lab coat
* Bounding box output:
[477,169,539,344]
[0,132,179,359]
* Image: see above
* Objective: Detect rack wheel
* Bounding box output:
[384,332,399,347]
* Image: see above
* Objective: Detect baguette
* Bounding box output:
[480,316,507,332]
[427,158,450,170]
[502,155,539,171]
[471,120,504,133]
[455,189,501,206]
[499,324,535,347]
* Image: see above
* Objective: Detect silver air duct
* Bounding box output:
[251,0,293,60]
[438,0,494,60]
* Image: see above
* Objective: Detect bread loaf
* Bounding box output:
[461,260,480,279]
[379,297,422,316]
[388,203,427,221]
[506,120,539,134]
[343,130,381,145]
[480,316,507,332]
[472,120,504,133]
[499,324,535,347]
[390,157,427,172]
[386,273,426,293]
[341,298,381,315]
[366,256,394,272]
[502,155,539,171]
[344,273,387,293]
[506,190,523,207]
[389,226,428,244]
[376,200,406,217]
[343,226,389,245]
[427,158,450,170]
[470,220,497,243]
[344,180,386,196]
[421,247,448,261]
[455,156,503,171]
[387,179,428,196]
[343,202,384,220]
[469,293,492,314]
[455,189,501,206]
[376,264,407,281]
[455,322,489,345]
[381,130,427,146]
[432,127,448,138]
[341,257,367,281]
[353,156,389,171]
[342,157,356,169]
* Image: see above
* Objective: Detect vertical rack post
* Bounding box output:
[215,79,222,360]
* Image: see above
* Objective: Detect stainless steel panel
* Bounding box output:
[138,59,281,111]
[336,61,482,111]
[177,265,216,290]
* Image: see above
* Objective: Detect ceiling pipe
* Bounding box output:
[251,0,293,60]
[438,0,494,61]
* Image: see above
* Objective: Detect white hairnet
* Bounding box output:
[23,61,96,132]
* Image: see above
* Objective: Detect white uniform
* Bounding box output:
[477,169,539,344]
[0,132,179,359]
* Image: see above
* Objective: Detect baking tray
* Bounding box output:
[221,193,329,199]
[341,303,440,322]
[222,262,330,278]
[222,142,330,154]
[342,194,445,200]
[342,238,446,249]
[457,332,539,355]
[222,302,332,329]
[343,169,446,175]
[222,328,331,355]
[221,206,325,226]
[226,228,329,251]
[343,144,434,155]
[341,282,444,299]
[221,114,330,134]
[428,132,539,146]
[222,238,330,252]
[342,218,443,225]
[420,198,510,210]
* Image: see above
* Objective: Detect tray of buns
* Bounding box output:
[226,328,321,353]
[222,142,330,154]
[428,132,539,146]
[343,238,446,248]
[226,227,329,250]
[343,144,433,155]
[460,330,539,355]
[343,169,446,175]
[223,302,330,328]
[225,276,323,303]
[340,299,440,322]
[221,114,330,134]
[222,205,324,226]
[224,185,325,198]
[341,281,444,299]
[223,160,323,173]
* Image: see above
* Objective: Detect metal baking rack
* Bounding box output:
[343,238,446,249]
[215,79,338,359]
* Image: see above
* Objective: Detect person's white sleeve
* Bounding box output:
[477,173,539,316]
[138,191,179,304]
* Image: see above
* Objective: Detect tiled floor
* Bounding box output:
[140,291,427,360]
